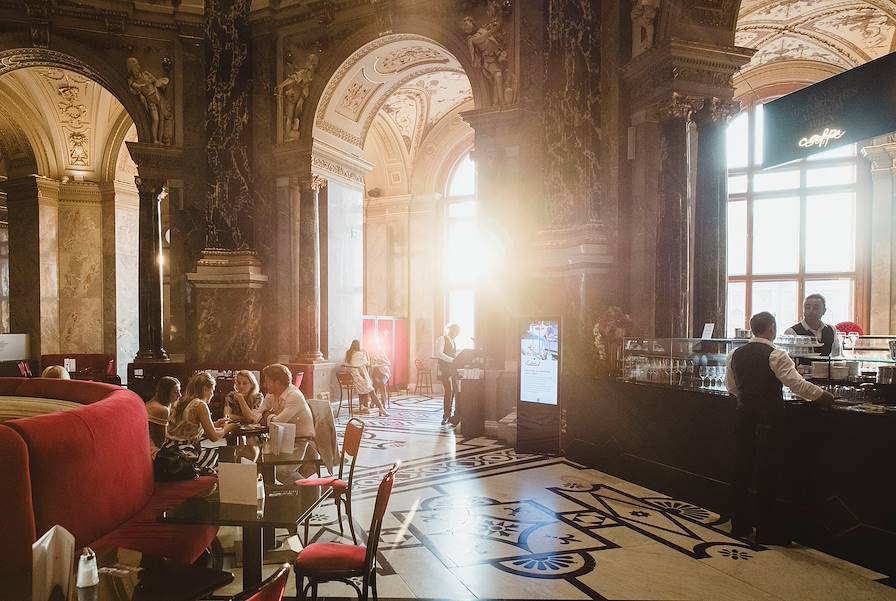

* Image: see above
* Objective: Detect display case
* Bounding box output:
[621,336,896,405]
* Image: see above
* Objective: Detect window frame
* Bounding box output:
[726,105,871,335]
[443,150,477,350]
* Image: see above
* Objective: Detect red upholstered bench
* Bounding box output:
[0,380,218,598]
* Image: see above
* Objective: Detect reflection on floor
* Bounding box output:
[212,394,896,600]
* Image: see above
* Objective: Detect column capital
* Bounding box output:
[127,142,184,181]
[862,139,896,172]
[693,96,741,125]
[134,176,166,196]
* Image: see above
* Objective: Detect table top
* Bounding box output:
[161,485,331,529]
[225,423,269,437]
[74,547,233,601]
[218,440,322,466]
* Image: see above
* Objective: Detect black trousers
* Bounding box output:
[440,370,459,420]
[732,408,789,539]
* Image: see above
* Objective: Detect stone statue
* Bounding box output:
[276,53,319,142]
[462,15,510,106]
[126,57,173,145]
[631,0,661,57]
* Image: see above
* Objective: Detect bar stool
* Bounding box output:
[414,359,433,398]
[336,371,356,418]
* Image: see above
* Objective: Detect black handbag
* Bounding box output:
[153,446,200,481]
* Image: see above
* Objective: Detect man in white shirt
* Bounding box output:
[435,323,461,426]
[784,293,841,358]
[252,363,315,482]
[725,311,833,545]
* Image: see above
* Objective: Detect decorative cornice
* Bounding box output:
[531,223,614,277]
[310,138,373,188]
[862,140,896,172]
[186,249,269,289]
[126,142,184,180]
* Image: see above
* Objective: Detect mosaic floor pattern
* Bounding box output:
[212,394,896,600]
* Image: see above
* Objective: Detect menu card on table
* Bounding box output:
[269,422,296,455]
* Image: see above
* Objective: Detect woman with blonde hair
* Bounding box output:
[344,339,388,417]
[164,371,238,471]
[41,365,70,379]
[225,370,264,423]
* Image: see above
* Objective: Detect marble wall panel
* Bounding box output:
[365,220,389,315]
[38,202,59,354]
[543,0,603,228]
[193,287,263,362]
[205,0,255,251]
[0,227,9,333]
[57,203,103,352]
[326,181,364,360]
[408,199,439,377]
[116,204,139,376]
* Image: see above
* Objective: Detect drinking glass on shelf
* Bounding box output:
[698,366,707,388]
[848,332,859,353]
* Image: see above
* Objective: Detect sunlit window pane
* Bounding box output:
[808,143,855,161]
[446,221,478,284]
[448,154,476,197]
[753,104,764,166]
[806,165,856,188]
[752,197,799,274]
[805,193,855,273]
[752,281,798,329]
[727,281,746,337]
[448,200,477,218]
[728,201,747,276]
[447,289,475,350]
[753,170,800,192]
[727,112,749,169]
[728,175,748,195]
[803,279,853,325]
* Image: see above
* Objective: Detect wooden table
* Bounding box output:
[73,547,233,601]
[224,423,268,446]
[161,484,330,590]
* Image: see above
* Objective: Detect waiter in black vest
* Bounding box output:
[725,311,834,544]
[784,293,841,357]
[435,323,461,426]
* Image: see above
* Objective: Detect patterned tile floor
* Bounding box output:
[211,394,896,600]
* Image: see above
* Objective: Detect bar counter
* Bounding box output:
[565,378,896,577]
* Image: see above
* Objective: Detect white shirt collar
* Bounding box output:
[751,336,776,348]
[801,319,827,335]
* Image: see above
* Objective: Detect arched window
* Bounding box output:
[444,152,477,350]
[726,104,865,336]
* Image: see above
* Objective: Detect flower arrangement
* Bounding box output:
[592,306,632,377]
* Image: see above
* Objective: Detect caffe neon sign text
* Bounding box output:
[798,127,846,149]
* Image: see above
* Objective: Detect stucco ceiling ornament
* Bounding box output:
[461,0,515,106]
[37,68,93,168]
[276,52,319,142]
[126,57,173,145]
[377,46,449,74]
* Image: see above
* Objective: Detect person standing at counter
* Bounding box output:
[784,293,841,357]
[435,323,461,426]
[725,311,834,545]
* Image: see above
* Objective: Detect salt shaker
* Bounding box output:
[76,547,99,588]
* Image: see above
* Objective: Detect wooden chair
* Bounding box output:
[230,563,290,601]
[296,417,365,545]
[414,359,433,398]
[294,463,399,601]
[335,371,356,418]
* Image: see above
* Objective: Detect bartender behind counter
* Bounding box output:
[784,293,841,358]
[725,311,834,545]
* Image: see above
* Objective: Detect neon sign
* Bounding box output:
[798,127,846,149]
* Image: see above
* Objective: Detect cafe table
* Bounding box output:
[160,484,331,590]
[218,440,323,483]
[73,547,233,601]
[224,423,268,446]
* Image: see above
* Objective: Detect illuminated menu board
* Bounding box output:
[519,319,560,405]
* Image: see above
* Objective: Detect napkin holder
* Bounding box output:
[32,525,75,601]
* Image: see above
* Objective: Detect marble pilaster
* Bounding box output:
[297,174,325,363]
[3,176,60,357]
[57,182,104,353]
[134,176,169,360]
[862,138,896,334]
[185,250,268,362]
[692,99,736,337]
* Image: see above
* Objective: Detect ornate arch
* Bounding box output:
[0,44,152,144]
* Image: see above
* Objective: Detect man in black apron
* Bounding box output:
[784,293,841,358]
[726,312,834,544]
[435,324,461,425]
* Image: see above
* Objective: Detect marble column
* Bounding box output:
[691,98,733,337]
[862,138,896,334]
[654,108,692,338]
[135,176,168,360]
[3,176,60,357]
[297,175,325,363]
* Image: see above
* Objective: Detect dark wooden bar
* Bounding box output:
[565,378,896,577]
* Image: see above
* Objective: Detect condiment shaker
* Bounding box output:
[76,547,99,588]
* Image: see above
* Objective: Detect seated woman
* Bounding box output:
[164,371,238,471]
[41,365,70,379]
[345,340,388,417]
[145,376,180,458]
[369,349,392,404]
[224,370,264,423]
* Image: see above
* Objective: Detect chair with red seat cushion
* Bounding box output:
[296,418,364,544]
[835,321,864,335]
[230,563,291,601]
[293,463,399,601]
